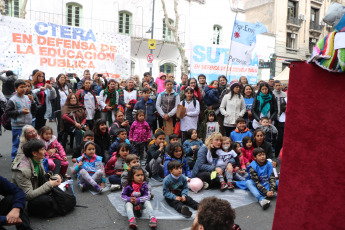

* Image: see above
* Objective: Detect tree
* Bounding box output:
[161,0,190,74]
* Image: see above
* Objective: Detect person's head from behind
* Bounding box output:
[23,139,45,160]
[192,196,236,230]
[83,130,95,142]
[93,119,108,136]
[167,160,182,177]
[115,110,125,123]
[187,129,198,140]
[38,126,53,141]
[274,80,281,91]
[242,136,253,150]
[260,117,270,126]
[169,133,179,144]
[135,110,145,122]
[210,80,218,89]
[128,166,146,185]
[231,142,241,154]
[222,137,232,152]
[83,141,96,157]
[116,142,130,159]
[198,74,206,85]
[154,130,166,145]
[116,128,127,142]
[126,154,140,168]
[236,117,247,131]
[14,80,26,96]
[142,88,150,101]
[168,142,184,159]
[253,147,266,165]
[207,110,216,122]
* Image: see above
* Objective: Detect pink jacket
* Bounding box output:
[41,136,66,161]
[241,147,254,164]
[155,72,166,93]
[129,120,151,143]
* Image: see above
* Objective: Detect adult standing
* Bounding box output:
[141,72,157,91]
[251,82,277,129]
[239,76,248,91]
[220,81,246,137]
[123,78,140,125]
[132,75,141,91]
[180,78,202,102]
[52,74,72,142]
[99,79,119,126]
[76,69,98,92]
[11,139,62,218]
[191,132,224,188]
[92,73,107,96]
[167,73,181,94]
[31,71,56,131]
[268,78,275,91]
[109,110,130,139]
[197,74,207,96]
[180,73,188,88]
[0,70,18,99]
[242,84,255,125]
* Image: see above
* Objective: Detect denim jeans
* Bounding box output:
[246,179,265,201]
[11,128,22,161]
[125,200,154,220]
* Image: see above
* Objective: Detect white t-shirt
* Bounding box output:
[84,92,95,120]
[206,121,219,139]
[215,149,237,168]
[58,86,69,109]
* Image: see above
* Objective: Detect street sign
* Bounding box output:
[147,54,154,63]
[148,39,156,49]
[147,63,153,68]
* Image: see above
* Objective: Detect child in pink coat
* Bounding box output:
[242,136,255,167]
[155,72,166,94]
[39,126,69,176]
[129,110,151,161]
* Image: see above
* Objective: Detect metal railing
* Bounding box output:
[309,22,323,31]
[287,16,302,26]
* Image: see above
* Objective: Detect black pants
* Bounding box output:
[52,159,61,175]
[55,111,62,142]
[27,195,56,218]
[35,104,46,132]
[181,131,188,145]
[134,142,146,160]
[165,196,199,213]
[86,120,94,131]
[224,126,236,137]
[0,195,32,230]
[196,172,220,188]
[275,122,285,157]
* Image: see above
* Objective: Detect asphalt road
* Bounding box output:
[0,122,276,230]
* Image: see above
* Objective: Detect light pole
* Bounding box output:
[149,0,155,76]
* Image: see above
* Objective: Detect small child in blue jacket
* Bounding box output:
[203,80,219,107]
[108,128,135,157]
[230,117,253,145]
[164,143,192,178]
[163,161,199,218]
[183,129,203,169]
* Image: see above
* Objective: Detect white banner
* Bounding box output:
[0,16,131,79]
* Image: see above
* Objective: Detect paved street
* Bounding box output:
[0,124,276,230]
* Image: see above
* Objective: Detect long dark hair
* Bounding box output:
[188,78,199,92]
[128,166,146,185]
[242,84,255,98]
[56,74,67,91]
[93,119,108,136]
[257,82,273,96]
[167,142,185,159]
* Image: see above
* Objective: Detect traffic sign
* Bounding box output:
[147,63,153,68]
[147,54,154,63]
[148,39,156,49]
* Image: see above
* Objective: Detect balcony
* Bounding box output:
[309,22,324,36]
[131,25,185,45]
[286,16,302,32]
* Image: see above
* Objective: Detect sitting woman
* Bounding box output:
[109,110,130,140]
[61,93,87,151]
[11,139,61,218]
[93,119,111,162]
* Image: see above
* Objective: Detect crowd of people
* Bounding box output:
[0,69,287,229]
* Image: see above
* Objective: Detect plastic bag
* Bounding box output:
[174,121,181,137]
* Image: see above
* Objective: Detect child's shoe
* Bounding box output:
[181,205,192,218]
[259,199,270,210]
[94,184,103,194]
[110,184,121,191]
[149,217,158,228]
[220,181,228,191]
[128,217,137,229]
[203,182,209,190]
[227,182,235,190]
[79,183,87,192]
[152,174,163,182]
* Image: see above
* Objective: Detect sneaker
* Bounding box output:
[220,181,228,191]
[181,205,192,218]
[94,185,103,194]
[149,217,158,228]
[128,217,137,229]
[151,174,163,182]
[259,199,271,210]
[79,183,87,192]
[110,184,121,191]
[227,182,235,190]
[203,182,209,190]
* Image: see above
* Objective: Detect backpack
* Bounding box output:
[1,109,12,131]
[51,184,77,216]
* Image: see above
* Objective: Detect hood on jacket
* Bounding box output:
[158,72,167,79]
[141,97,154,104]
[40,135,57,149]
[235,127,250,133]
[202,109,216,123]
[204,85,216,94]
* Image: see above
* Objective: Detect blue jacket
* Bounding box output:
[108,138,135,155]
[203,85,219,106]
[191,145,216,177]
[183,139,204,158]
[163,174,188,200]
[75,154,106,183]
[230,128,253,146]
[133,97,157,126]
[164,154,192,177]
[248,160,273,192]
[0,176,26,226]
[173,81,181,94]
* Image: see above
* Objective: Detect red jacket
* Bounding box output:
[104,153,126,176]
[241,147,254,164]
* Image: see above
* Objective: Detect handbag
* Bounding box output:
[176,104,186,119]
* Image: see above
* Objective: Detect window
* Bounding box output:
[163,19,174,41]
[309,38,317,54]
[287,0,297,19]
[282,63,289,71]
[286,33,296,49]
[160,63,175,74]
[213,25,222,45]
[5,0,20,17]
[66,3,82,27]
[131,61,135,76]
[310,8,319,27]
[119,11,132,35]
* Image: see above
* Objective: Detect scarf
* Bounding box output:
[60,104,86,131]
[257,92,272,116]
[131,182,143,197]
[104,88,117,107]
[37,82,45,105]
[32,158,41,176]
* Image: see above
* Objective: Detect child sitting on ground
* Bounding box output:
[74,141,105,193]
[121,154,150,188]
[230,142,248,181]
[163,161,199,218]
[258,117,278,147]
[168,133,179,145]
[148,128,168,149]
[164,143,192,178]
[198,110,219,141]
[203,80,219,107]
[129,110,151,162]
[183,129,203,169]
[146,130,166,182]
[39,126,69,178]
[230,117,253,145]
[121,166,157,228]
[242,136,254,167]
[105,143,130,191]
[246,147,278,210]
[72,130,101,163]
[108,128,135,156]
